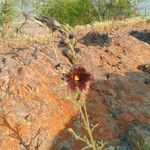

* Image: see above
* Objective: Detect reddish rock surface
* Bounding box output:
[0,22,150,149]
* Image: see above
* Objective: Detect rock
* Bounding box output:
[16,20,48,36]
[129,126,150,149]
[0,24,150,149]
[129,30,150,44]
[138,64,150,74]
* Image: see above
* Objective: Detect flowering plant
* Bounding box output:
[64,65,93,91]
[53,25,108,150]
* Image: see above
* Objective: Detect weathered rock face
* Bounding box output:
[0,26,150,150]
[15,19,48,36]
[0,45,77,149]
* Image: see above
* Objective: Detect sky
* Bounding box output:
[138,0,150,15]
[139,0,150,9]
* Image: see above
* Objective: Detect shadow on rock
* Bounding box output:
[80,32,111,47]
[129,30,150,44]
[50,69,150,150]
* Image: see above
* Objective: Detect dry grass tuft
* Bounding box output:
[0,33,52,52]
[0,17,149,52]
[75,17,150,32]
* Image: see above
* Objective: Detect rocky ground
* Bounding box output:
[0,19,150,150]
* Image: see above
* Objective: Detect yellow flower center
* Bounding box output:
[74,75,80,81]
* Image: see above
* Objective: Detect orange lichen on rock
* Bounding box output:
[0,24,150,149]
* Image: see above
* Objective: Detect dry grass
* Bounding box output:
[0,17,149,52]
[75,17,150,32]
[0,33,52,52]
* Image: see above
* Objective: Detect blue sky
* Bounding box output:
[139,0,150,9]
[138,0,150,14]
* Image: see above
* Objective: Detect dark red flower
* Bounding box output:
[64,65,93,91]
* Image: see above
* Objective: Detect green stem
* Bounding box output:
[51,32,60,64]
[83,101,97,150]
[68,42,77,64]
[78,101,97,150]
